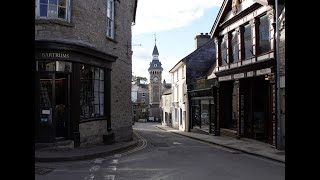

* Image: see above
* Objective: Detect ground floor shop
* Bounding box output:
[216,62,277,146]
[188,78,218,135]
[35,40,117,147]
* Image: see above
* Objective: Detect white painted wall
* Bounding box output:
[170,63,188,131]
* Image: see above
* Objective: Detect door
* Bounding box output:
[38,73,70,141]
[39,73,54,142]
[54,73,70,139]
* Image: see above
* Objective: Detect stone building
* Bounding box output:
[132,79,149,122]
[170,33,216,131]
[35,0,138,147]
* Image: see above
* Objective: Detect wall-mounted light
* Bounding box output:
[265,74,270,80]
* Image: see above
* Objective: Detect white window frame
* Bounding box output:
[106,0,115,39]
[35,0,71,22]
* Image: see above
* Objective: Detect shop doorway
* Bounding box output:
[242,76,272,143]
[39,73,70,141]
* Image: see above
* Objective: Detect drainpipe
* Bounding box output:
[275,0,282,149]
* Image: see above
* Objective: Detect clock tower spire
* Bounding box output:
[148,35,163,122]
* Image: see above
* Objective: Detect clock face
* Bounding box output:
[153,76,159,82]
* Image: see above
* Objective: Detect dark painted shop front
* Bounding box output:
[35,40,117,146]
[188,78,218,135]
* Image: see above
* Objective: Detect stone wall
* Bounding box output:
[35,0,137,144]
[79,120,108,147]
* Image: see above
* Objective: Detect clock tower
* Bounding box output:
[148,36,163,121]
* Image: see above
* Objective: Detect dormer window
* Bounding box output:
[154,64,157,67]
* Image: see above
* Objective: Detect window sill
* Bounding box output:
[80,117,107,123]
[35,18,74,27]
[106,36,118,44]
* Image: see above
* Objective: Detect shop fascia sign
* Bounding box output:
[41,52,70,58]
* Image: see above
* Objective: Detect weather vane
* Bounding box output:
[154,33,157,45]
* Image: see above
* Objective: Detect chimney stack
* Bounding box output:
[195,33,211,49]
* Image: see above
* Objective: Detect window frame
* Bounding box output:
[80,65,106,120]
[35,0,71,22]
[220,36,228,66]
[106,0,115,39]
[242,23,253,60]
[230,30,239,63]
[257,14,271,55]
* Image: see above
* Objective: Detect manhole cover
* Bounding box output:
[35,166,55,175]
[151,142,169,147]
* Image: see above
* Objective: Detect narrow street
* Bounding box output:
[35,122,285,180]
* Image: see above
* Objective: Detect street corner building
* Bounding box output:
[35,0,138,147]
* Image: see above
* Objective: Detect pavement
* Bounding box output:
[35,123,285,163]
[35,140,139,162]
[155,125,285,163]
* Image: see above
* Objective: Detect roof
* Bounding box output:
[133,0,138,24]
[169,39,215,72]
[148,60,163,71]
[163,88,172,95]
[152,45,159,56]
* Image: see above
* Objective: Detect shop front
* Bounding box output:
[35,40,117,146]
[188,78,218,135]
[216,61,276,145]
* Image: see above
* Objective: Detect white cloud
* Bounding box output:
[132,0,223,84]
[133,0,223,35]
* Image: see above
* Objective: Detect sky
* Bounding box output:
[132,0,223,84]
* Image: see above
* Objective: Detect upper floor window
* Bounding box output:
[220,37,227,66]
[258,14,271,54]
[36,0,70,21]
[142,93,145,97]
[106,0,115,39]
[176,70,179,80]
[243,23,253,59]
[230,30,239,63]
[182,66,185,78]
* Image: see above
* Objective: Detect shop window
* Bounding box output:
[80,65,105,119]
[258,14,271,54]
[37,61,72,72]
[230,30,239,62]
[36,0,70,21]
[220,37,227,66]
[243,23,253,59]
[201,100,210,131]
[106,0,115,39]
